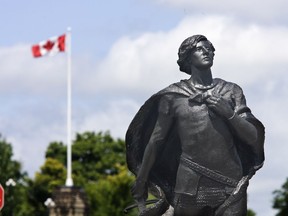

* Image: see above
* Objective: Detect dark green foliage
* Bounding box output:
[28,158,66,216]
[0,134,33,215]
[45,141,66,165]
[0,135,23,182]
[273,178,288,216]
[72,132,126,183]
[34,131,136,216]
[247,209,256,216]
[86,164,136,216]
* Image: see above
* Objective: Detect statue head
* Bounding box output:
[177,35,215,74]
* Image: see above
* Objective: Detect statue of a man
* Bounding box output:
[126,35,265,216]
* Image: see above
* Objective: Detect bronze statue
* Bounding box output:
[126,35,265,216]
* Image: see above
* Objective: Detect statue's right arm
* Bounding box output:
[131,97,173,201]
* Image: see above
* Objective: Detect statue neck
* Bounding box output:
[189,67,213,87]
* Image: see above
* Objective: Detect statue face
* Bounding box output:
[190,40,214,69]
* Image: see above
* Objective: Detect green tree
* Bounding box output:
[273,177,288,216]
[45,132,127,183]
[86,164,136,216]
[28,158,66,216]
[73,132,126,183]
[0,134,33,215]
[45,141,66,165]
[247,209,256,216]
[36,131,135,216]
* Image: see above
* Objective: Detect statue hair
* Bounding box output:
[177,35,215,74]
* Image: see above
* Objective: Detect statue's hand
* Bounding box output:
[206,94,234,119]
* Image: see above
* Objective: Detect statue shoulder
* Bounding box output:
[214,78,245,96]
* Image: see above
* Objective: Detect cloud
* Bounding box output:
[79,31,186,96]
[0,44,67,96]
[4,16,288,98]
[75,99,140,139]
[0,44,69,176]
[155,0,288,24]
[0,112,66,177]
[81,15,288,93]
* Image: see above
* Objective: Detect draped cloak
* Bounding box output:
[126,78,265,206]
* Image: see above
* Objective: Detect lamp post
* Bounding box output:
[5,178,16,216]
[45,198,56,216]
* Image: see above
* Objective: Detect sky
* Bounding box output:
[0,0,288,215]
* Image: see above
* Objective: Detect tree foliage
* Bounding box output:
[72,131,127,185]
[45,141,66,165]
[0,135,33,215]
[0,135,23,182]
[33,131,135,216]
[28,158,66,216]
[273,177,288,216]
[86,164,136,216]
[247,209,256,216]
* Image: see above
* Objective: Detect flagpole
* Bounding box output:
[65,27,73,187]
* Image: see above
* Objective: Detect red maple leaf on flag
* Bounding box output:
[43,40,55,51]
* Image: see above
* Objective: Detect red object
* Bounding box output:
[0,184,4,211]
[31,34,66,57]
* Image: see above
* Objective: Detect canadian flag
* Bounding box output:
[31,34,66,57]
